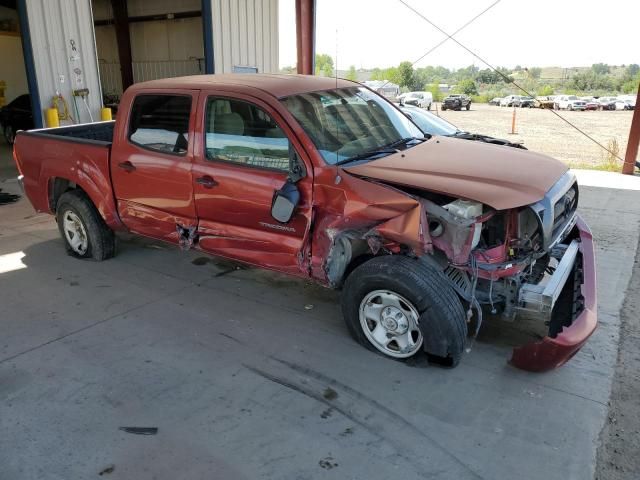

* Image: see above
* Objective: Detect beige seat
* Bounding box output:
[213,112,245,136]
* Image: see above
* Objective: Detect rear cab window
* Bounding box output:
[128,95,192,155]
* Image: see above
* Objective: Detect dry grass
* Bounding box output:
[436,103,634,170]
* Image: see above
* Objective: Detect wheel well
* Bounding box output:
[49,178,82,212]
[342,253,375,283]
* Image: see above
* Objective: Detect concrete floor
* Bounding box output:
[1,149,640,479]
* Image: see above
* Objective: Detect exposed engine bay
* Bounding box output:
[415,172,582,337]
[320,169,590,371]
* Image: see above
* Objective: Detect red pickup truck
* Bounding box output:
[13,74,597,371]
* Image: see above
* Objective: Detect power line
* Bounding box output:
[397,0,624,162]
[377,0,501,92]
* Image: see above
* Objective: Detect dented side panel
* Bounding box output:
[310,168,427,285]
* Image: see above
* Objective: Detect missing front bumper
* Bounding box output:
[510,215,597,371]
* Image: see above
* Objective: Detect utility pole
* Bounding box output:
[622,82,640,175]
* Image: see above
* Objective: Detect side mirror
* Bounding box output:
[271,180,300,224]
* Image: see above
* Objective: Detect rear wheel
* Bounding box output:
[342,256,467,366]
[56,190,115,260]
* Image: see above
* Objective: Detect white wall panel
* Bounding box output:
[129,18,203,62]
[26,0,102,125]
[210,0,278,74]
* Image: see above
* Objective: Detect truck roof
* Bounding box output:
[128,74,357,99]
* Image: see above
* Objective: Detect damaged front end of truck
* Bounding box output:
[314,142,596,372]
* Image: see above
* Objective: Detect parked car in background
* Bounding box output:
[598,97,617,110]
[398,104,526,149]
[402,91,433,109]
[614,98,634,110]
[513,96,535,108]
[618,95,636,109]
[14,74,596,371]
[554,95,587,111]
[441,94,471,111]
[535,96,555,109]
[0,94,33,144]
[500,95,521,107]
[581,98,600,111]
[489,97,502,106]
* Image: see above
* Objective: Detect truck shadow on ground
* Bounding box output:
[9,234,546,370]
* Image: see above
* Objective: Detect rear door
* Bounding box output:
[191,93,313,275]
[111,91,198,243]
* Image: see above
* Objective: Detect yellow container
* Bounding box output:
[100,107,112,121]
[45,108,60,128]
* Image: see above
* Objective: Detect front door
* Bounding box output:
[191,94,313,275]
[111,91,198,243]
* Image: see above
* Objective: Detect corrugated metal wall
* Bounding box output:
[210,0,278,74]
[25,0,102,125]
[22,0,279,125]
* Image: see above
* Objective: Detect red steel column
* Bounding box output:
[622,82,640,174]
[295,0,315,75]
[111,0,134,90]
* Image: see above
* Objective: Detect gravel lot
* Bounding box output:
[437,103,633,167]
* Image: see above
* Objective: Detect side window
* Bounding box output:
[129,95,191,155]
[204,97,289,171]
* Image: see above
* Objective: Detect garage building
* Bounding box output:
[0,0,279,129]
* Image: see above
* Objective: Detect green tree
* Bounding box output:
[315,53,334,77]
[528,67,542,79]
[477,68,500,84]
[397,61,415,88]
[456,78,478,95]
[370,68,383,81]
[621,72,640,94]
[538,84,554,96]
[346,65,357,81]
[382,66,400,85]
[426,83,443,102]
[591,63,610,75]
[626,64,640,78]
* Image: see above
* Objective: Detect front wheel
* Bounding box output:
[56,190,116,260]
[466,103,471,111]
[341,256,467,366]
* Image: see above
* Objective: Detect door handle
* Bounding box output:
[196,175,218,188]
[118,161,136,172]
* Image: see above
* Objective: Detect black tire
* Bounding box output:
[3,125,14,145]
[465,103,471,111]
[56,190,115,261]
[441,106,447,111]
[341,256,467,366]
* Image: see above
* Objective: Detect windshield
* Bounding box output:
[281,87,423,165]
[401,107,458,136]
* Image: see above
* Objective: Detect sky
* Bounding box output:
[279,0,639,71]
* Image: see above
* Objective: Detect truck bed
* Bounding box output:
[23,121,115,145]
[14,121,116,218]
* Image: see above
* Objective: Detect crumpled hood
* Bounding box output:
[343,135,568,210]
